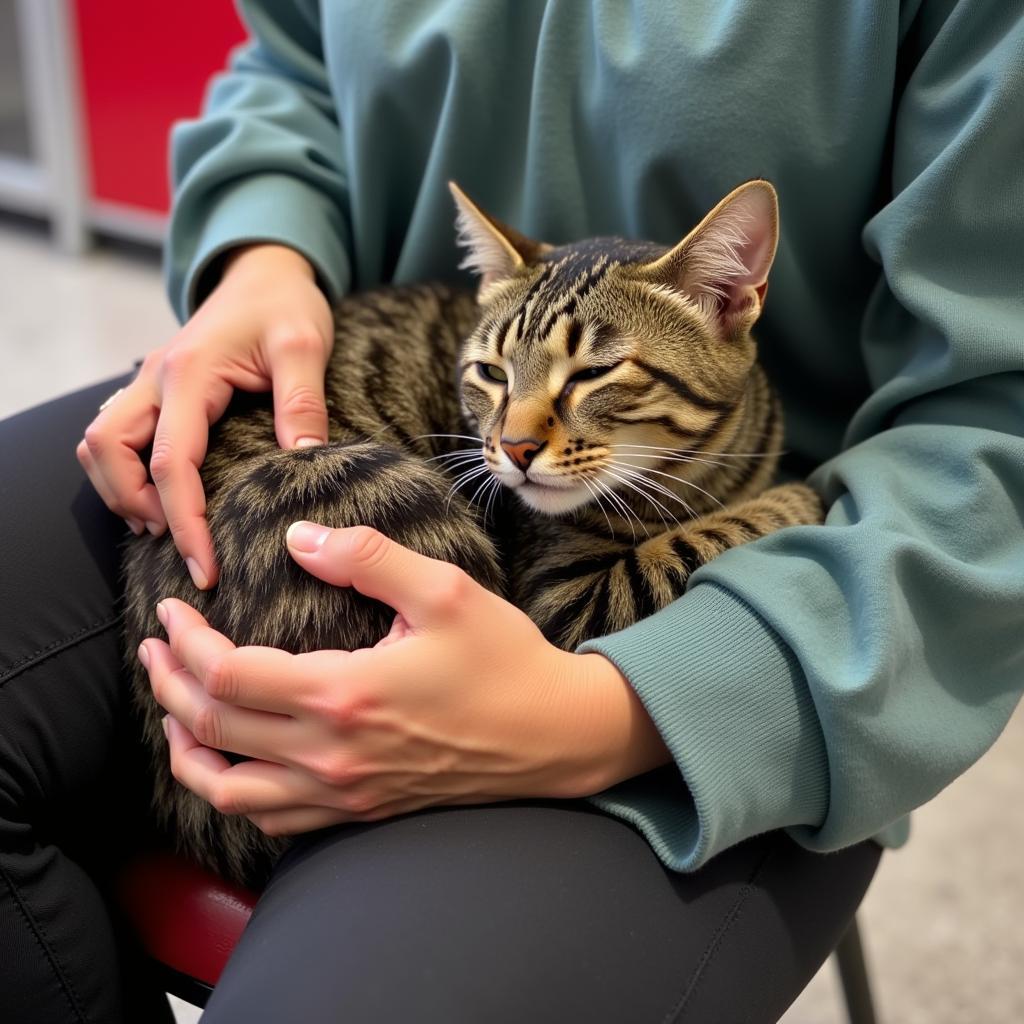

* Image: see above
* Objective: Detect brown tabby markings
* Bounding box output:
[124,183,823,886]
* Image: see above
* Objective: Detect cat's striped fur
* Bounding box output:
[124,181,822,885]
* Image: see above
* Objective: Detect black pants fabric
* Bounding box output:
[0,378,880,1024]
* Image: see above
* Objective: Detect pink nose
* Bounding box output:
[501,438,546,471]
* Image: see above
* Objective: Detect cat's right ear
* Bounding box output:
[449,182,549,301]
[638,180,779,337]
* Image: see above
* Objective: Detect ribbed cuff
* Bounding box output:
[578,583,830,872]
[166,173,352,321]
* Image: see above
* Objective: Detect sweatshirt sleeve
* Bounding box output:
[579,0,1024,871]
[165,0,351,321]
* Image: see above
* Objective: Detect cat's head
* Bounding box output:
[450,180,778,516]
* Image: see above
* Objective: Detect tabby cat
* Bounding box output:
[124,180,823,886]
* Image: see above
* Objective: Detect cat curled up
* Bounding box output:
[124,180,824,886]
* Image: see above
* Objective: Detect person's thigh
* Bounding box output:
[204,802,880,1024]
[0,378,171,1023]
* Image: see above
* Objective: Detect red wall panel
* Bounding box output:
[74,0,248,213]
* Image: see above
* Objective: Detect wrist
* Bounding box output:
[222,243,316,285]
[559,652,672,797]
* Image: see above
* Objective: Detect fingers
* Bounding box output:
[150,360,234,589]
[158,598,335,713]
[78,376,165,530]
[164,717,331,818]
[246,806,351,837]
[286,524,477,627]
[267,330,331,449]
[142,637,299,763]
[165,712,443,836]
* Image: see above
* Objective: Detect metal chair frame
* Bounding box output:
[834,915,879,1024]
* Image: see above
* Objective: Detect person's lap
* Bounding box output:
[0,378,879,1024]
[206,804,878,1024]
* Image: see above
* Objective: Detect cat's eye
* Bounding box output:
[567,362,620,384]
[477,363,508,384]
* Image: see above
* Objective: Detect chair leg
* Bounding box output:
[833,915,879,1024]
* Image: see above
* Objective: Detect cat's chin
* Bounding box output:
[515,481,591,516]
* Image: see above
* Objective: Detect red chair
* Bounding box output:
[115,851,258,1009]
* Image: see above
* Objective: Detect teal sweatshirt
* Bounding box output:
[166,0,1024,871]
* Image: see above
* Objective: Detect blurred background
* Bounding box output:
[0,2,1020,1022]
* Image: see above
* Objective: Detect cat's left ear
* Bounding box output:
[641,180,779,335]
[449,182,550,301]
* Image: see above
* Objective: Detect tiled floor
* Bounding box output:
[2,216,1021,1023]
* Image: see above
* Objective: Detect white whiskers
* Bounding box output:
[413,432,485,445]
[609,463,698,519]
[601,468,678,528]
[580,478,616,538]
[612,460,724,511]
[608,442,773,459]
[445,461,491,511]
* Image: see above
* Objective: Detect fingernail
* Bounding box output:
[137,642,150,668]
[161,715,170,738]
[186,557,210,590]
[125,517,144,535]
[295,436,324,449]
[286,520,331,552]
[155,600,169,627]
[145,520,163,536]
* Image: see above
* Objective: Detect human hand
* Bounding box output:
[138,524,672,836]
[77,244,334,590]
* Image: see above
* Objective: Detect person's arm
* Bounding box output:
[578,0,1024,869]
[167,0,351,318]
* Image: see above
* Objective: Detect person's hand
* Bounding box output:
[77,244,334,590]
[137,524,672,836]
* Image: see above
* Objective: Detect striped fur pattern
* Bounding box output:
[123,181,822,886]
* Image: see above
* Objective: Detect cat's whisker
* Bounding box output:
[609,465,690,525]
[602,478,649,540]
[609,460,700,514]
[591,478,639,542]
[580,478,616,538]
[428,452,487,471]
[612,474,681,529]
[466,472,497,512]
[425,447,484,464]
[445,464,492,510]
[587,476,638,541]
[609,449,734,472]
[447,463,491,490]
[602,469,671,531]
[412,433,485,444]
[616,461,725,510]
[414,434,485,457]
[611,463,697,518]
[482,476,503,525]
[608,443,774,459]
[610,464,695,522]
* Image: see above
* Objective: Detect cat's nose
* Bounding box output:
[501,437,546,471]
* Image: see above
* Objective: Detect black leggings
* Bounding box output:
[0,378,880,1024]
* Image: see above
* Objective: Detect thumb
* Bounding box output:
[269,333,330,449]
[286,523,465,625]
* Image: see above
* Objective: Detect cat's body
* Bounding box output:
[124,182,823,886]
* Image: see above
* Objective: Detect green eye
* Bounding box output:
[478,363,508,384]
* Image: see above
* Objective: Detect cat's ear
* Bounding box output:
[641,180,779,334]
[449,182,550,300]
